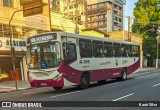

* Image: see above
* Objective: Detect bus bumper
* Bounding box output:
[29,77,64,88]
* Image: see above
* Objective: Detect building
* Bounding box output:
[87,0,126,32]
[0,0,50,81]
[52,0,86,22]
[51,0,86,33]
[51,0,126,33]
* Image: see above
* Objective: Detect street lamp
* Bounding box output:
[156,27,160,68]
[9,5,43,90]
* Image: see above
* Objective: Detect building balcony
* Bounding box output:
[88,24,107,29]
[114,25,123,30]
[114,2,123,7]
[113,19,122,24]
[87,12,107,17]
[87,18,107,23]
[114,13,123,18]
[87,6,107,11]
[114,7,123,12]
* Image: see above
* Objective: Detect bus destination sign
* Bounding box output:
[30,34,57,43]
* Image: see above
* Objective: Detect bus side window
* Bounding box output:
[113,43,121,57]
[127,45,134,57]
[121,44,128,57]
[104,42,113,57]
[133,45,139,57]
[79,39,92,58]
[93,41,103,58]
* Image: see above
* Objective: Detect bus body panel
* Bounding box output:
[27,32,140,89]
[58,57,140,84]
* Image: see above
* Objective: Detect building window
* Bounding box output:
[92,4,97,8]
[69,5,73,9]
[3,0,13,7]
[3,24,11,38]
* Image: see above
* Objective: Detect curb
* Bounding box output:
[0,87,32,94]
[139,68,157,72]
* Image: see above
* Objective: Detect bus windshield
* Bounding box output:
[27,42,61,69]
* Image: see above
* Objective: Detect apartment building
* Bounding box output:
[51,0,86,25]
[87,0,126,32]
[0,0,50,81]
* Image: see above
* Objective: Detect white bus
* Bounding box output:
[26,32,140,90]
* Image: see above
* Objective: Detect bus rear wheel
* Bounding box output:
[117,69,127,81]
[79,73,90,89]
[53,87,63,91]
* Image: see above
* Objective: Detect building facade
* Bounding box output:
[0,0,50,81]
[87,0,126,32]
[52,0,86,22]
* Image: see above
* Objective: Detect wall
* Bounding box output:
[0,0,50,31]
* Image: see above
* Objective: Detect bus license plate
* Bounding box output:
[41,83,47,86]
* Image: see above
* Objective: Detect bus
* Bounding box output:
[26,32,140,90]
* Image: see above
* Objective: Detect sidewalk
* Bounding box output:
[0,67,158,93]
[139,67,156,72]
[0,81,31,93]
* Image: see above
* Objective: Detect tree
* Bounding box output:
[132,0,160,34]
[132,0,160,60]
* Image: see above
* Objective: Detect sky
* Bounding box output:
[124,0,138,30]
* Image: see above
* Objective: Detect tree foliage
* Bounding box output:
[132,0,160,60]
[132,0,160,34]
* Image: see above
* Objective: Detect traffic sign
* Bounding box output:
[23,0,43,17]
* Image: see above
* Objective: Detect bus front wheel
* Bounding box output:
[79,73,90,89]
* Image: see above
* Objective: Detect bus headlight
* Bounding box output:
[53,73,63,80]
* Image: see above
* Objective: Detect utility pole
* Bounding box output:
[156,26,160,68]
[48,0,52,32]
[75,0,79,34]
[9,4,43,90]
[83,0,87,29]
[127,16,131,41]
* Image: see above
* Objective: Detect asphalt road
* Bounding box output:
[1,69,160,110]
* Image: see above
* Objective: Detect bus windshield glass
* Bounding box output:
[27,42,61,69]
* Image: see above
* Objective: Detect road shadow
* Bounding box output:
[40,77,135,95]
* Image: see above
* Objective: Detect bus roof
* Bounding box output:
[29,31,140,46]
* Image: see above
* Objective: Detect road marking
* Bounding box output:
[112,93,135,101]
[153,83,160,87]
[135,73,160,80]
[24,90,49,95]
[49,91,81,98]
[135,76,145,79]
[131,70,159,77]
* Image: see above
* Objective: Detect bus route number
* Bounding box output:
[79,60,90,64]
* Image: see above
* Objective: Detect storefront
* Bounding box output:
[0,37,26,81]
